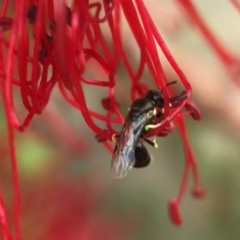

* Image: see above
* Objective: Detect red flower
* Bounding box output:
[0,0,208,239]
[177,0,240,86]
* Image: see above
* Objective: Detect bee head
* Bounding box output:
[145,89,164,108]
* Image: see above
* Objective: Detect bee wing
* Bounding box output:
[111,146,135,179]
[111,111,153,179]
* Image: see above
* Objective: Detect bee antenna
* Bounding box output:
[166,81,177,86]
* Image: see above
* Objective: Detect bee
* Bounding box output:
[133,141,152,168]
[111,88,188,179]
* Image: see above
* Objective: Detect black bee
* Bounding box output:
[111,88,188,179]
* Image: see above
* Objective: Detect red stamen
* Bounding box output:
[177,0,240,87]
[0,0,208,230]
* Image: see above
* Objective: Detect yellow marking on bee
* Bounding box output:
[147,109,156,119]
[145,124,160,131]
[153,137,158,148]
[145,117,169,131]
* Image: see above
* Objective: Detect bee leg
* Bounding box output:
[153,137,158,148]
[142,137,158,148]
[112,134,117,144]
[112,134,120,144]
[145,116,170,131]
[145,124,157,131]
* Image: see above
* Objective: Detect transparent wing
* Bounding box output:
[111,118,136,179]
[111,146,135,179]
[111,111,154,179]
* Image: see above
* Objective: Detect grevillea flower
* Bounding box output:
[0,0,210,239]
[231,0,240,13]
